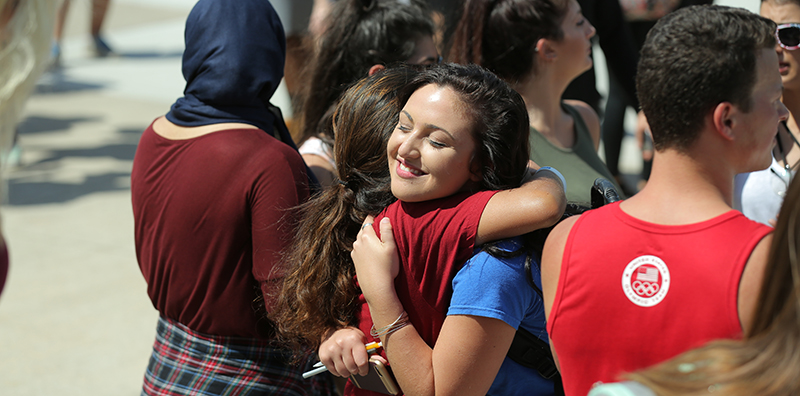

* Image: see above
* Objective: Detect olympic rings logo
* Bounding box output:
[632,280,660,296]
[622,255,671,307]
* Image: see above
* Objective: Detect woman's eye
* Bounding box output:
[427,138,446,148]
[397,124,411,132]
[577,18,585,26]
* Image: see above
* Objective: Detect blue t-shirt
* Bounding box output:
[448,237,554,396]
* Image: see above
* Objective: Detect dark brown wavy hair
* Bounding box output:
[272,67,416,353]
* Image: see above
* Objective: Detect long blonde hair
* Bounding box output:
[627,176,800,395]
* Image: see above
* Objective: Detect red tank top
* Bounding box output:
[547,202,771,396]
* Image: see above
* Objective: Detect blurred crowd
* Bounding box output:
[2,1,800,396]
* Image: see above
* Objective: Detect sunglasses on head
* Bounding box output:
[777,23,800,50]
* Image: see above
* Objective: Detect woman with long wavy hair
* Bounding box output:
[273,67,413,356]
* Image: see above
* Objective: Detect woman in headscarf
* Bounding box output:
[130,0,330,395]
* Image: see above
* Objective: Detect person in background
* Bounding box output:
[130,0,332,394]
[597,0,679,193]
[589,166,800,396]
[562,0,638,117]
[448,0,622,207]
[733,0,800,226]
[52,0,113,66]
[542,6,783,395]
[0,0,58,296]
[296,0,437,186]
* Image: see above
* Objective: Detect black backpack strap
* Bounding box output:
[507,327,565,395]
[507,327,558,378]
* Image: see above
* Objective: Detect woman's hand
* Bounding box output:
[352,216,400,301]
[319,327,371,377]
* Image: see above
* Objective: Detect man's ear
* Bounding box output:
[368,64,385,76]
[712,102,737,141]
[536,38,558,61]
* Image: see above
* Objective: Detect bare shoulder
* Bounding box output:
[542,215,581,310]
[738,232,773,333]
[563,100,601,149]
[542,216,580,272]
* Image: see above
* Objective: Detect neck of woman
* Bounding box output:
[782,88,800,122]
[778,89,800,170]
[514,67,570,139]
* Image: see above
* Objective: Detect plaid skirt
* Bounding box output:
[141,316,334,396]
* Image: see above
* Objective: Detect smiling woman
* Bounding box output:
[272,62,566,396]
[314,63,566,396]
[388,84,481,203]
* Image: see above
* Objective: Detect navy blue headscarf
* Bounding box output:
[166,0,297,150]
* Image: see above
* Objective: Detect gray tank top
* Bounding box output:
[528,103,622,206]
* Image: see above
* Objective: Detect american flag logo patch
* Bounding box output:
[636,267,659,282]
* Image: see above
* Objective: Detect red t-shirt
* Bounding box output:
[547,202,772,396]
[131,121,310,338]
[347,190,497,396]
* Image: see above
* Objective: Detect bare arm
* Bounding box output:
[738,233,772,334]
[477,167,566,245]
[541,215,580,370]
[352,217,516,396]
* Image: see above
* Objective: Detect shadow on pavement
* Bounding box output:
[118,51,183,59]
[8,121,142,206]
[30,143,139,164]
[7,172,131,206]
[34,71,105,94]
[17,115,101,135]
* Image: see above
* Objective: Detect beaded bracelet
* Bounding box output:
[370,311,411,339]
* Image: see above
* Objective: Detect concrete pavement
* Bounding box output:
[0,1,192,394]
[0,0,759,395]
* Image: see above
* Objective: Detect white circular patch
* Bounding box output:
[621,255,670,307]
